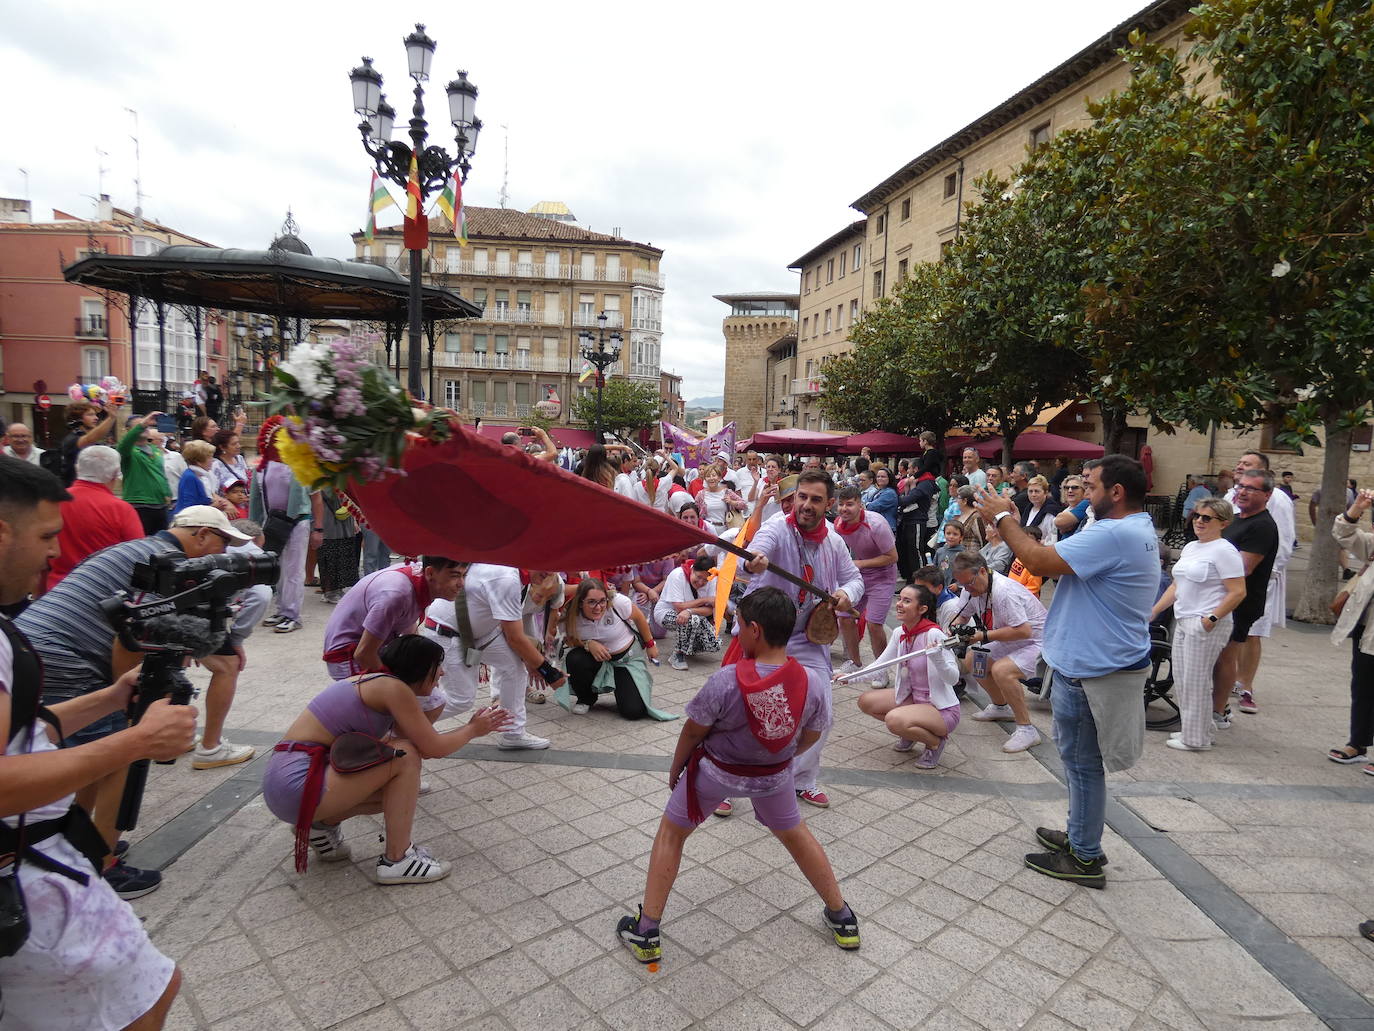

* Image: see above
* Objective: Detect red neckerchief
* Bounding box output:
[518,570,532,586]
[398,564,433,611]
[916,472,936,484]
[734,658,810,754]
[834,514,864,536]
[900,618,940,646]
[787,513,828,543]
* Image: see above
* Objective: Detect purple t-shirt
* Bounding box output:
[837,511,898,591]
[261,461,294,511]
[685,662,829,794]
[322,564,424,656]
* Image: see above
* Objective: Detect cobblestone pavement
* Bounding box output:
[120,583,1372,1030]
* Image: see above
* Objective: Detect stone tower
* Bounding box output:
[715,292,798,440]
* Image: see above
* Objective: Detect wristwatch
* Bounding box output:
[994,510,1013,523]
[1206,614,1219,624]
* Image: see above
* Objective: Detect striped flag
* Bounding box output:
[578,358,595,383]
[403,149,427,250]
[434,170,468,245]
[365,171,393,242]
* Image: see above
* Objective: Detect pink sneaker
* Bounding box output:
[796,789,830,808]
[1238,691,1258,714]
[915,738,948,769]
[714,800,733,817]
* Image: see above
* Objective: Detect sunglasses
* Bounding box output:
[1192,513,1221,524]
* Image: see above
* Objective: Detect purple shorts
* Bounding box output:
[261,749,313,825]
[938,703,961,735]
[862,579,896,623]
[663,763,801,831]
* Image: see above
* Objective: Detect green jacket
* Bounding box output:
[117,425,171,506]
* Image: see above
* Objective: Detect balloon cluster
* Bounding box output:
[66,376,129,407]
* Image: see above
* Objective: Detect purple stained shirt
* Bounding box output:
[685,662,830,795]
[838,511,898,590]
[742,516,865,674]
[322,563,425,656]
[261,460,294,511]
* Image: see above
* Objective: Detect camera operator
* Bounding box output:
[0,454,193,1029]
[15,504,249,900]
[948,551,1047,754]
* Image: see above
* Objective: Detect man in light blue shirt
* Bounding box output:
[975,455,1158,889]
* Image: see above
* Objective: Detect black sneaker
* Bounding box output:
[616,908,662,963]
[1024,849,1106,889]
[113,838,129,859]
[1034,827,1108,866]
[104,859,162,900]
[822,906,861,950]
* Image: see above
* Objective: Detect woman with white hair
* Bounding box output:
[46,445,145,590]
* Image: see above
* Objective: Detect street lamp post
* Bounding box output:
[236,319,295,399]
[578,312,622,440]
[349,25,481,400]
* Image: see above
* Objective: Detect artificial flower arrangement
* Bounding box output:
[268,337,454,489]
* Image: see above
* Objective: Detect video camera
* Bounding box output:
[949,616,986,659]
[101,551,279,831]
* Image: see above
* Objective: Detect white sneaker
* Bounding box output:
[1167,737,1212,752]
[527,686,547,704]
[1003,725,1042,753]
[669,652,688,671]
[418,779,432,796]
[572,703,591,715]
[192,740,255,769]
[971,703,1015,722]
[497,731,550,751]
[308,822,352,863]
[1212,710,1233,731]
[375,843,450,884]
[837,660,862,678]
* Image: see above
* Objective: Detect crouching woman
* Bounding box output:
[263,635,512,884]
[556,578,675,721]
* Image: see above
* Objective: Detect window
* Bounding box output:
[494,290,509,316]
[1352,425,1374,452]
[873,270,884,298]
[875,214,885,235]
[1029,121,1051,152]
[473,288,487,308]
[900,197,911,221]
[472,249,488,272]
[1258,408,1299,453]
[471,380,486,403]
[836,305,845,331]
[580,253,595,279]
[445,248,461,272]
[515,381,531,406]
[838,251,846,278]
[853,243,862,268]
[826,258,834,283]
[802,316,809,337]
[850,299,860,323]
[897,258,908,281]
[495,249,511,273]
[473,334,488,352]
[804,271,811,293]
[579,293,595,318]
[516,336,531,350]
[815,265,822,289]
[604,295,620,312]
[494,334,509,354]
[82,346,108,380]
[545,251,560,275]
[805,359,814,377]
[944,172,958,199]
[516,290,531,313]
[444,380,461,408]
[518,250,532,272]
[824,309,832,334]
[444,331,462,353]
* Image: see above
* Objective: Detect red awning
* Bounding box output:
[474,423,597,449]
[970,432,1105,461]
[838,430,926,455]
[750,428,848,453]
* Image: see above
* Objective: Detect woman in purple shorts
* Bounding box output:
[615,588,860,964]
[262,635,512,885]
[856,584,962,769]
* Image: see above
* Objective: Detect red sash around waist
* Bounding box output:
[684,743,792,824]
[273,740,329,873]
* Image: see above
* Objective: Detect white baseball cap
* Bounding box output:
[170,506,252,543]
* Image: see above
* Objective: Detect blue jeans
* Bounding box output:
[361,530,392,576]
[1048,670,1106,860]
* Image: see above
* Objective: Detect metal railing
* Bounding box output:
[75,315,107,338]
[573,311,624,328]
[427,258,655,285]
[432,351,572,373]
[790,377,824,395]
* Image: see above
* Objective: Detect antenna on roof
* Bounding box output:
[499,124,510,210]
[94,148,109,204]
[124,107,146,228]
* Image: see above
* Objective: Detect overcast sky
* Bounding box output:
[3,0,1149,402]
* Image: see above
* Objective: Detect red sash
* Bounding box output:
[274,741,329,873]
[735,658,809,753]
[900,618,940,647]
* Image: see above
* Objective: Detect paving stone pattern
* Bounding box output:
[121,586,1369,1030]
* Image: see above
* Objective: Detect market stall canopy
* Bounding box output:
[62,246,482,321]
[474,423,598,449]
[839,430,927,455]
[968,431,1105,461]
[750,428,849,453]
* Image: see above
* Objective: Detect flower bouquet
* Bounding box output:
[268,337,454,490]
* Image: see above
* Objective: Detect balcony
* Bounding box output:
[573,311,624,329]
[475,306,562,325]
[632,270,665,288]
[432,351,572,373]
[791,377,824,396]
[75,314,107,338]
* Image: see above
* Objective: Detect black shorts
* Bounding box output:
[1229,614,1257,643]
[214,637,237,656]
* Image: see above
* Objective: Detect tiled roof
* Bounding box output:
[0,207,218,247]
[788,220,867,270]
[361,205,661,254]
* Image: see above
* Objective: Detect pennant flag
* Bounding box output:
[403,150,428,250]
[342,424,718,569]
[365,171,394,242]
[434,170,468,246]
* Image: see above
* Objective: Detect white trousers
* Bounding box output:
[274,520,310,621]
[441,635,528,733]
[1173,616,1231,748]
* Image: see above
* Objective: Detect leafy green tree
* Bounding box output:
[571,378,661,437]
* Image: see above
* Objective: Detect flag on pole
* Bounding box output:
[714,488,767,633]
[403,149,428,250]
[365,172,393,242]
[434,170,468,246]
[578,358,595,383]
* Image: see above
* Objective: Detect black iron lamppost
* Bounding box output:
[349,25,481,400]
[236,319,296,398]
[578,312,622,440]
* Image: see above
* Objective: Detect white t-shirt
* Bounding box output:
[668,489,695,516]
[572,592,637,653]
[0,633,72,826]
[964,468,988,489]
[733,466,762,510]
[1170,537,1245,619]
[2,446,43,466]
[460,564,527,645]
[633,477,673,511]
[951,570,1047,645]
[613,471,640,498]
[698,487,733,528]
[655,566,716,627]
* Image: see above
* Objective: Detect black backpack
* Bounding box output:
[38,448,62,480]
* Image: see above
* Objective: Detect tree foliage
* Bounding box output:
[570,378,662,436]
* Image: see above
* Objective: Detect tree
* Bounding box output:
[570,378,661,437]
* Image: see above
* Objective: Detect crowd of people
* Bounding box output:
[3,398,1371,1024]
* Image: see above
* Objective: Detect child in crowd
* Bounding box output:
[616,588,859,963]
[912,565,961,630]
[855,584,962,769]
[934,521,969,586]
[223,480,250,520]
[1007,525,1044,597]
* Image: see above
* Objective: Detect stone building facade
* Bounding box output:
[715,293,798,440]
[787,220,867,431]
